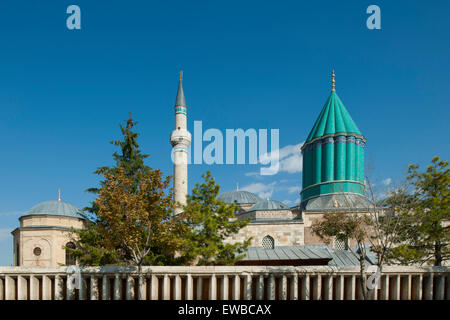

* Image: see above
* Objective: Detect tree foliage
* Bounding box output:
[178,171,251,265]
[69,116,249,266]
[388,156,449,266]
[69,114,180,266]
[311,211,371,299]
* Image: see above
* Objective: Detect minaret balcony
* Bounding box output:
[170,129,192,147]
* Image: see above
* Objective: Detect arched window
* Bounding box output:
[262,235,275,249]
[65,242,76,265]
[333,236,349,250]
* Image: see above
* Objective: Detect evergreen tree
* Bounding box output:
[85,113,149,217]
[69,114,179,266]
[179,171,251,265]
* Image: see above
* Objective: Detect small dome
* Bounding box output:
[217,191,262,205]
[24,200,86,220]
[248,199,290,211]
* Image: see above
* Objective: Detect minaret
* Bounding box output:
[170,71,192,214]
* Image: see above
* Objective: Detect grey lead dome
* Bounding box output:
[247,199,289,211]
[217,190,262,205]
[25,200,87,220]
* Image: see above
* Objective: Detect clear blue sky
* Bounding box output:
[0,1,449,265]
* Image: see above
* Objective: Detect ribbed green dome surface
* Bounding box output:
[306,91,361,142]
[25,200,86,220]
[301,84,367,208]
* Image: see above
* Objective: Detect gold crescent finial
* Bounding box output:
[331,69,335,92]
[58,188,61,202]
[179,70,183,81]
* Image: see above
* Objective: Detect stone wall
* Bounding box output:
[225,221,304,247]
[237,209,299,221]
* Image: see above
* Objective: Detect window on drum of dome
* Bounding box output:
[65,242,76,265]
[262,235,275,249]
[33,247,41,256]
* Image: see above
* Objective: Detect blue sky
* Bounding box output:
[0,1,449,265]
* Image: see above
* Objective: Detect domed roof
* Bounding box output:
[24,200,86,220]
[306,91,362,143]
[248,199,290,211]
[217,190,262,204]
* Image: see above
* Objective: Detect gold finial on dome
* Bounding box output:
[58,189,61,202]
[331,69,336,92]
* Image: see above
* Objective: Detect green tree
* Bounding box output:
[85,113,150,214]
[389,156,449,266]
[179,171,251,265]
[312,212,371,300]
[69,114,180,266]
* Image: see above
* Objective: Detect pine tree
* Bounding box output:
[178,171,251,265]
[85,113,149,216]
[69,114,179,266]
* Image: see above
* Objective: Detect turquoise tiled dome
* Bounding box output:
[305,91,362,143]
[301,75,367,207]
[217,191,262,205]
[25,200,86,220]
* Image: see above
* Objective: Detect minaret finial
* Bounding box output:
[175,71,186,107]
[331,69,335,92]
[236,182,239,191]
[58,189,61,202]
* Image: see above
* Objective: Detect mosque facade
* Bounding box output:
[12,71,373,267]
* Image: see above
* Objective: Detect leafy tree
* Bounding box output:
[363,177,404,269]
[92,166,179,268]
[178,171,251,265]
[388,156,449,266]
[312,212,371,300]
[69,114,180,266]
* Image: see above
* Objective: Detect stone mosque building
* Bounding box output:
[12,71,376,267]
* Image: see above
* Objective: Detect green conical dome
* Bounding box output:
[301,77,366,209]
[306,91,361,142]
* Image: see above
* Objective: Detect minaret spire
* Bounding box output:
[175,70,186,107]
[58,189,61,202]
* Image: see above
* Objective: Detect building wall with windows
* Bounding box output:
[12,227,79,267]
[225,220,305,247]
[11,198,87,267]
